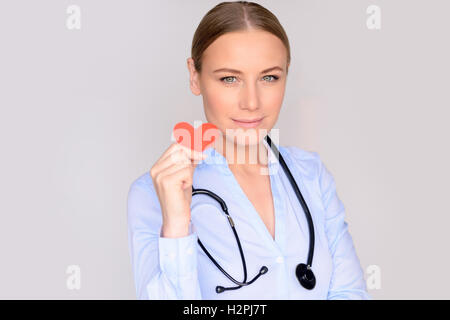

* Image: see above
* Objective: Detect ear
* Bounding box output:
[187,57,202,96]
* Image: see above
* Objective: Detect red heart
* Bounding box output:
[173,122,221,152]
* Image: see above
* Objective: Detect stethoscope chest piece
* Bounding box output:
[296,263,316,290]
[193,134,317,294]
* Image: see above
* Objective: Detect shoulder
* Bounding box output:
[128,171,154,194]
[127,171,160,214]
[281,145,338,197]
[127,171,163,232]
[279,146,340,212]
[279,145,322,180]
[280,145,319,162]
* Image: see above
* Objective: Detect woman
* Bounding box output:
[127,1,371,300]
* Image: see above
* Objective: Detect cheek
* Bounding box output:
[267,81,286,102]
[267,90,284,105]
[263,89,285,114]
[202,79,286,119]
[202,85,234,117]
[206,86,283,105]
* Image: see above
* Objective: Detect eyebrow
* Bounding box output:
[213,66,284,74]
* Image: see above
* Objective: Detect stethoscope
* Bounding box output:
[191,134,316,294]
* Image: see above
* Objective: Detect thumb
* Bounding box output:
[191,151,208,170]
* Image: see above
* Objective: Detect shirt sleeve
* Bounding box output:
[127,178,202,300]
[316,154,372,300]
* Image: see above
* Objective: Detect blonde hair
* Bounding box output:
[191,1,291,73]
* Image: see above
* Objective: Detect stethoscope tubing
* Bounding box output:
[264,135,315,267]
[191,134,315,292]
[192,187,249,287]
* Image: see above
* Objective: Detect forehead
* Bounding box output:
[202,30,287,71]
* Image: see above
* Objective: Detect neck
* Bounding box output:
[215,136,269,175]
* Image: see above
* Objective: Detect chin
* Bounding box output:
[224,127,267,147]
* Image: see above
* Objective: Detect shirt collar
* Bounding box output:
[197,139,280,175]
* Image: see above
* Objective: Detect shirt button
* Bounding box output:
[169,252,176,260]
[187,247,193,255]
[276,256,284,263]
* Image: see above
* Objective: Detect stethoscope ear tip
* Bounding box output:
[216,286,225,294]
[260,266,268,274]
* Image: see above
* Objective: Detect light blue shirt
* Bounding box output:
[127,140,371,300]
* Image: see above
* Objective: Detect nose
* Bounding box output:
[239,81,260,111]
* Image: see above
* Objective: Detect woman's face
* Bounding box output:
[187,29,289,147]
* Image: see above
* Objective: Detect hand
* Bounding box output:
[150,142,207,237]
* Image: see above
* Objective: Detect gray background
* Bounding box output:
[0,0,448,299]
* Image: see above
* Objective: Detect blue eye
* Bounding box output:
[220,75,279,84]
[263,75,279,82]
[221,76,237,84]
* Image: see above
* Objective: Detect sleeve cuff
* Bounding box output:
[158,226,198,279]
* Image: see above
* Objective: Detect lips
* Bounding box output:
[232,117,264,128]
[232,117,264,123]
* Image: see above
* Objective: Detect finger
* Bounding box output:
[174,143,206,161]
[160,161,192,179]
[151,142,206,180]
[158,163,194,190]
[152,148,200,178]
[153,157,187,182]
[161,144,206,167]
[154,142,180,165]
